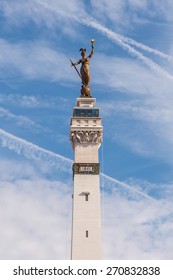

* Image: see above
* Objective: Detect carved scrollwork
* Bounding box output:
[71,130,102,144]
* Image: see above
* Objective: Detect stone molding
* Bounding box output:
[73,163,100,175]
[70,130,102,145]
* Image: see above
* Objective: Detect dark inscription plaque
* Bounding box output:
[73,163,100,175]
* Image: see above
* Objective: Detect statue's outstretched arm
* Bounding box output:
[73,59,82,66]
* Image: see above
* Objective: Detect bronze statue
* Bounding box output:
[70,39,95,97]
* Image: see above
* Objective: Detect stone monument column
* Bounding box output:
[70,97,103,259]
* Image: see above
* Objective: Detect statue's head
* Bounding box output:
[79,48,86,57]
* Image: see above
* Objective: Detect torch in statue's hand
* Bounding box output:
[91,39,95,47]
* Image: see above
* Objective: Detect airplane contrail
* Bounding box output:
[0,128,72,172]
[0,128,155,201]
[75,15,173,80]
[36,1,173,66]
[101,173,156,202]
[75,12,173,62]
[121,36,173,62]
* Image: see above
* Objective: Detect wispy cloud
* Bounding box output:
[101,173,156,202]
[0,0,173,260]
[0,106,43,132]
[0,127,158,201]
[1,0,173,73]
[0,128,72,172]
[1,157,173,259]
[1,1,173,83]
[90,0,173,27]
[0,159,71,259]
[0,0,172,170]
[0,93,70,110]
[99,88,173,163]
[0,0,83,38]
[103,190,173,259]
[122,36,173,62]
[76,15,173,80]
[0,39,75,82]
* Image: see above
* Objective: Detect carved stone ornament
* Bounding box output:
[71,130,102,144]
[73,163,100,175]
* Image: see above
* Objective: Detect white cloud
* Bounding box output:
[99,90,173,162]
[77,15,173,80]
[1,158,173,259]
[0,159,71,259]
[0,93,70,111]
[0,128,72,173]
[1,41,173,163]
[103,189,173,259]
[0,106,43,132]
[90,0,127,27]
[1,1,173,84]
[0,39,76,82]
[0,110,173,259]
[0,0,173,260]
[0,127,158,203]
[91,53,173,161]
[91,0,173,28]
[2,0,171,31]
[93,54,173,95]
[0,0,83,38]
[145,0,173,21]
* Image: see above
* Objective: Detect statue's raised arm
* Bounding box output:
[70,39,95,97]
[88,39,94,59]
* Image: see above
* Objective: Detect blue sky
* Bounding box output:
[0,0,173,259]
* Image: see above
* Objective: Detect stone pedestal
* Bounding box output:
[70,98,103,260]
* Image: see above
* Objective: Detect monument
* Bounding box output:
[70,40,103,259]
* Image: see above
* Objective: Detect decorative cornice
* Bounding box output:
[70,130,102,145]
[73,163,100,175]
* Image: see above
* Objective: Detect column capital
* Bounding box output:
[70,130,102,146]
